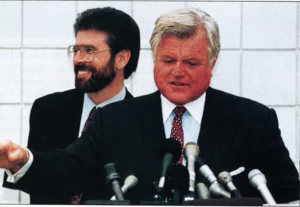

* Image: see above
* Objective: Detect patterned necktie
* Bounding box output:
[170,106,186,164]
[82,106,97,133]
[71,106,97,204]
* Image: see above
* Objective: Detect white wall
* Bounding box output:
[0,0,299,204]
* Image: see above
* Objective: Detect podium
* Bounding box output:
[85,198,264,205]
[84,200,131,205]
[183,198,264,206]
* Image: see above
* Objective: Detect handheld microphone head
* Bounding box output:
[248,169,267,189]
[157,139,182,188]
[159,138,182,162]
[209,182,231,198]
[218,171,243,198]
[104,163,121,182]
[197,158,217,184]
[104,163,124,201]
[183,142,200,160]
[123,174,139,190]
[218,171,232,183]
[110,174,139,200]
[155,139,182,200]
[166,164,190,204]
[218,171,234,190]
[248,169,276,204]
[183,142,200,193]
[196,183,211,199]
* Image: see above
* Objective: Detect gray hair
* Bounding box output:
[150,8,220,66]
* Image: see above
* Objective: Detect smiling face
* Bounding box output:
[154,30,216,105]
[73,30,116,92]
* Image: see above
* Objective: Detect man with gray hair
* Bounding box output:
[0,8,298,204]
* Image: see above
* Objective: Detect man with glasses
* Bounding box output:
[2,7,140,204]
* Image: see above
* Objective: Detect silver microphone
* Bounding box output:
[196,182,211,199]
[197,157,231,198]
[209,182,231,198]
[218,171,242,198]
[248,169,276,205]
[183,142,200,193]
[110,174,139,200]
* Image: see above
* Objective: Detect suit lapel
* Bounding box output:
[197,87,228,173]
[63,90,84,143]
[124,88,134,99]
[139,91,166,151]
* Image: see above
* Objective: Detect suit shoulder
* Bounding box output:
[33,89,83,106]
[208,88,271,114]
[102,91,159,112]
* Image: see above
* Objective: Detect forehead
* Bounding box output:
[75,30,109,48]
[157,30,208,59]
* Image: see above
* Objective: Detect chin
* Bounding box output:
[168,97,190,106]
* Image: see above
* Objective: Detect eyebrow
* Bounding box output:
[75,44,97,48]
[159,54,175,59]
[184,58,200,62]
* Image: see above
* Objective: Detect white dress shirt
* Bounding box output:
[6,87,126,183]
[161,92,206,165]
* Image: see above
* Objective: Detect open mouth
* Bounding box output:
[171,82,186,87]
[78,70,88,75]
[77,70,91,79]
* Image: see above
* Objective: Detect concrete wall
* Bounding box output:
[0,1,299,204]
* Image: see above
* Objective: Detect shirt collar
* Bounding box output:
[161,92,206,124]
[84,86,126,109]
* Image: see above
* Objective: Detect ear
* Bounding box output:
[209,56,218,76]
[115,50,131,71]
[211,56,218,69]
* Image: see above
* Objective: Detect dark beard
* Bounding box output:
[74,58,116,93]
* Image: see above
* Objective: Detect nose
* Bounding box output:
[171,63,185,77]
[73,50,85,65]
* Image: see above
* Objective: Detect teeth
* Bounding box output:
[78,70,88,75]
[174,83,184,86]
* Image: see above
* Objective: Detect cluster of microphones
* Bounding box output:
[100,139,277,205]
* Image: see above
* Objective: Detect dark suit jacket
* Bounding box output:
[11,88,299,204]
[2,88,133,204]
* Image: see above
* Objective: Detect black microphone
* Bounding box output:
[218,171,243,198]
[166,164,189,204]
[104,163,124,200]
[154,139,182,200]
[197,157,231,198]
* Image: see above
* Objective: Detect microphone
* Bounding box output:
[183,142,200,193]
[218,171,242,198]
[155,139,182,200]
[166,164,189,204]
[248,169,276,205]
[197,157,231,198]
[110,174,139,200]
[196,182,211,199]
[104,163,124,200]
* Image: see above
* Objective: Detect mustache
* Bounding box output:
[74,64,96,73]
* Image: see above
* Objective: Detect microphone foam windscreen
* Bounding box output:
[167,164,189,192]
[160,139,182,163]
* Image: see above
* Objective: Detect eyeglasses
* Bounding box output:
[67,45,111,62]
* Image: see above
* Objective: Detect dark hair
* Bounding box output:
[74,7,140,79]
